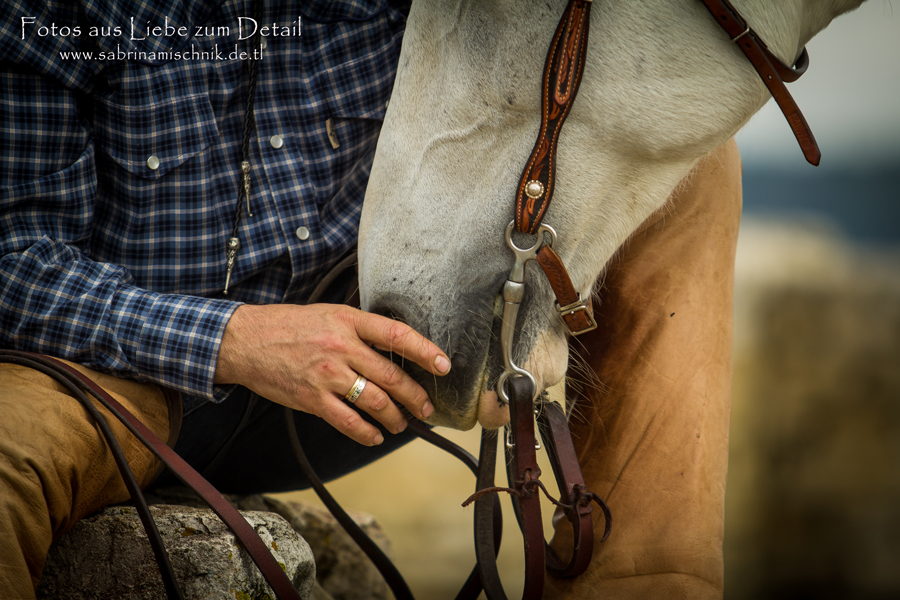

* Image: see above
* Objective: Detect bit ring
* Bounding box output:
[344,375,367,404]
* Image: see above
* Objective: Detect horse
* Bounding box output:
[357,1,866,597]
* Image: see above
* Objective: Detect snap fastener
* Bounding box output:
[296,226,310,241]
[260,37,268,50]
[147,155,160,170]
[270,135,284,149]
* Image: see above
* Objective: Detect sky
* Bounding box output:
[735,0,900,171]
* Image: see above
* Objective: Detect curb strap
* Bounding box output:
[0,350,301,600]
[536,244,597,335]
[698,0,820,165]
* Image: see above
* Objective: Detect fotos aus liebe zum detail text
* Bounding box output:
[18,14,302,62]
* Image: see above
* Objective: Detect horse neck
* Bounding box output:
[799,0,868,45]
[732,0,867,61]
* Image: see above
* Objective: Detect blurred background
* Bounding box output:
[726,1,899,598]
[278,3,900,598]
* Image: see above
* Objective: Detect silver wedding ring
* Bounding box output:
[344,374,367,404]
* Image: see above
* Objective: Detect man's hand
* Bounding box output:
[214,304,451,446]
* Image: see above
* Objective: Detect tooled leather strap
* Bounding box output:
[514,0,597,336]
[515,0,593,235]
[0,351,303,600]
[699,0,821,165]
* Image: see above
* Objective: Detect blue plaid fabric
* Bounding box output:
[0,0,407,412]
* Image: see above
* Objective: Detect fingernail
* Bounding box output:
[373,433,384,446]
[397,419,408,433]
[422,401,434,418]
[434,355,451,374]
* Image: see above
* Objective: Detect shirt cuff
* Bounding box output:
[112,286,242,401]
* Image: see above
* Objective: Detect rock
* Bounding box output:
[263,499,392,600]
[143,488,391,600]
[37,504,316,600]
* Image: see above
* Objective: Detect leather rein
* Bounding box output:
[0,1,819,599]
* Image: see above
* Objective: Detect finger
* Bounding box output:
[352,312,451,376]
[317,395,385,447]
[348,378,408,434]
[348,348,434,420]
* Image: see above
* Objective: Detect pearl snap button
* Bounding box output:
[270,135,284,149]
[260,37,268,50]
[296,226,310,241]
[147,155,160,170]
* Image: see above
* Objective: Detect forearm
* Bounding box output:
[1,238,240,399]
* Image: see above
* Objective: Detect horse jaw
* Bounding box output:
[358,0,865,431]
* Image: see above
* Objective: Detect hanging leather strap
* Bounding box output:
[537,401,611,577]
[698,0,821,165]
[505,377,547,600]
[0,350,303,600]
[286,405,507,600]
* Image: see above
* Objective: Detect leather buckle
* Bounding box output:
[555,295,597,335]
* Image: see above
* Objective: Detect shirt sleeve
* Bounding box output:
[0,65,239,401]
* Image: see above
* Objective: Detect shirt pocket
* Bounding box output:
[93,92,220,180]
[302,53,395,211]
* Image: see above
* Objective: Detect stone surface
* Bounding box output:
[44,487,393,600]
[146,489,392,599]
[263,498,392,600]
[37,504,315,600]
[149,489,391,600]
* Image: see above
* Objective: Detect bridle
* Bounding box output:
[497,0,820,400]
[484,0,821,598]
[2,1,819,599]
[497,0,821,405]
[324,1,820,598]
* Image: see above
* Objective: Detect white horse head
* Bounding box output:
[358,0,865,430]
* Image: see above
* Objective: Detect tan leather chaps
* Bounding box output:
[546,138,742,599]
[0,360,179,600]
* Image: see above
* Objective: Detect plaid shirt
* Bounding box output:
[0,0,407,412]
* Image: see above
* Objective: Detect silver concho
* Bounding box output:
[525,180,545,199]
